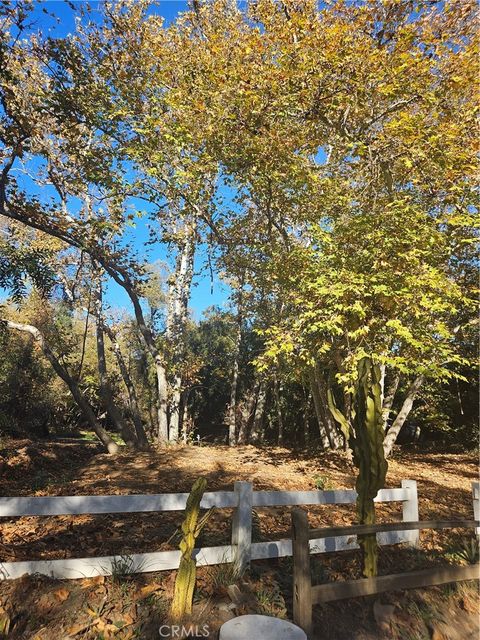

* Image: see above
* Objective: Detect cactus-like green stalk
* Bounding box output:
[170,477,213,621]
[328,357,387,577]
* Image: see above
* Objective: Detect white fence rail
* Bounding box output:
[0,480,474,581]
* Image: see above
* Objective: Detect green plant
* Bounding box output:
[446,537,480,565]
[109,555,144,582]
[312,473,332,491]
[255,583,287,618]
[207,554,244,592]
[328,357,388,577]
[170,477,213,621]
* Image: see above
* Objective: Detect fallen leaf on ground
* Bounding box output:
[67,621,94,636]
[123,611,136,625]
[54,587,70,602]
[134,582,163,601]
[80,575,105,589]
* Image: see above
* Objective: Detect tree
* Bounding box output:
[219,0,478,453]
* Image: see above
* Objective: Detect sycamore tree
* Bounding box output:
[240,0,479,455]
[114,0,477,453]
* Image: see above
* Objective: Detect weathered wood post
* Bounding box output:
[401,480,419,546]
[292,507,312,638]
[232,481,253,572]
[472,482,480,537]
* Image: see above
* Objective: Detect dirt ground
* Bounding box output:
[0,439,478,639]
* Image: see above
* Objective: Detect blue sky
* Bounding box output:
[18,0,231,319]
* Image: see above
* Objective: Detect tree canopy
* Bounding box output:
[0,0,477,453]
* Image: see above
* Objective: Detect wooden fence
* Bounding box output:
[291,505,480,637]
[0,479,422,581]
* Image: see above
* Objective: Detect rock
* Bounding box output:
[218,600,236,612]
[219,615,307,640]
[227,584,246,605]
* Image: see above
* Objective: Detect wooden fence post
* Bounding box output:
[292,508,312,638]
[232,481,253,572]
[402,480,419,547]
[472,482,479,537]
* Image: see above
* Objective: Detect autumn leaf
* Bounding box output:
[54,588,70,602]
[134,583,163,601]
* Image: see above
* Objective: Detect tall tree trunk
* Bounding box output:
[227,344,240,446]
[383,375,425,457]
[156,357,169,443]
[3,320,118,453]
[250,381,267,445]
[308,369,330,449]
[227,299,242,446]
[302,389,311,449]
[102,323,149,450]
[180,388,191,443]
[237,388,257,445]
[309,366,343,449]
[93,280,137,448]
[316,368,344,449]
[273,373,284,446]
[382,372,401,430]
[166,214,197,442]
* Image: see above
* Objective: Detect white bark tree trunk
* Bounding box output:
[382,372,401,431]
[227,332,240,446]
[227,297,242,446]
[273,373,284,446]
[249,381,267,444]
[156,356,169,443]
[383,374,425,457]
[166,214,197,442]
[308,369,330,449]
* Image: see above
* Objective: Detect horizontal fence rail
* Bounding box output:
[0,481,477,582]
[0,545,236,581]
[312,564,480,604]
[0,486,411,518]
[251,487,408,507]
[309,519,479,539]
[0,491,238,517]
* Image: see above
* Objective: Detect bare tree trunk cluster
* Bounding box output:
[3,320,119,454]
